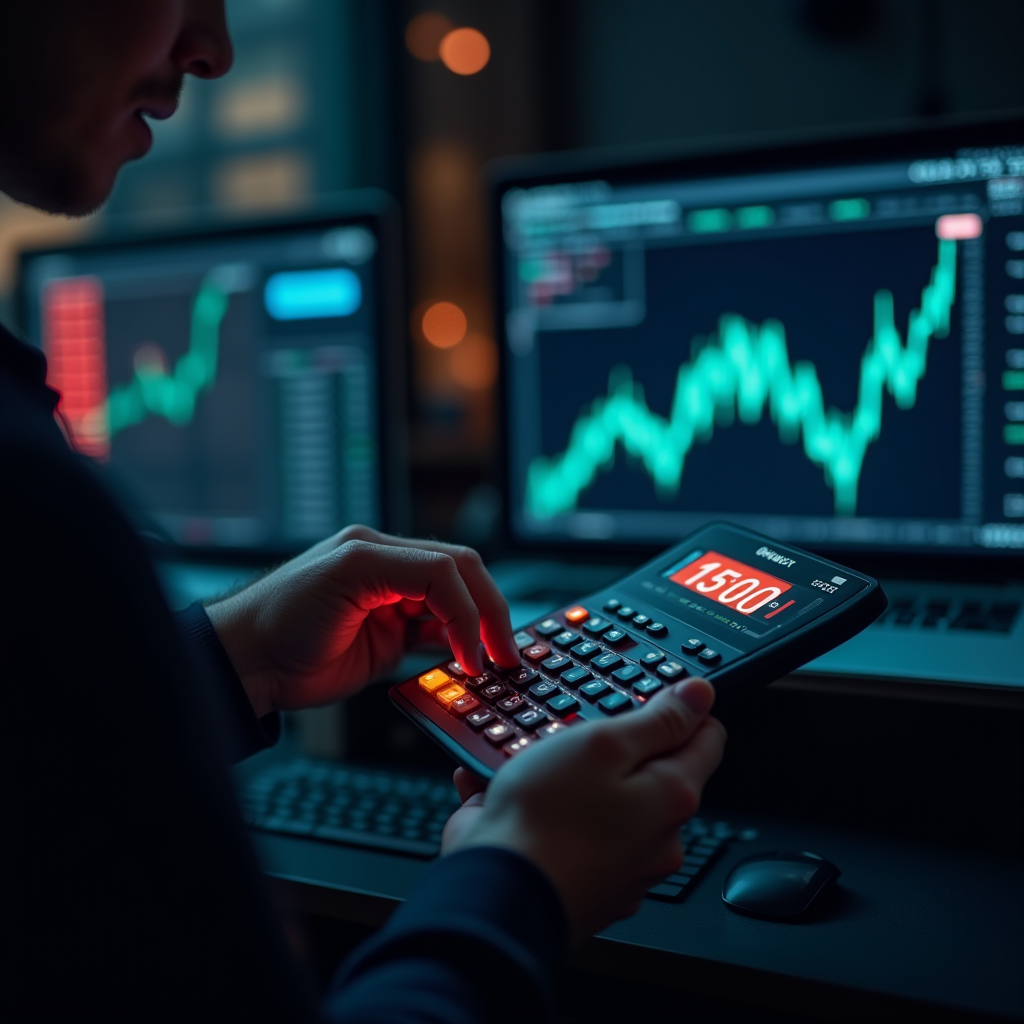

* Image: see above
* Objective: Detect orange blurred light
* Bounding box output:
[421,301,468,348]
[450,332,498,390]
[405,12,454,61]
[439,27,490,75]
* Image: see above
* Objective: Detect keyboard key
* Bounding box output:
[602,629,629,645]
[612,664,643,684]
[464,673,495,692]
[602,598,621,612]
[547,693,580,717]
[515,708,548,730]
[632,676,662,697]
[466,710,495,730]
[541,654,574,675]
[592,651,624,673]
[561,666,593,688]
[647,883,684,900]
[570,640,602,661]
[484,721,514,745]
[552,630,582,648]
[514,631,535,650]
[582,617,613,636]
[480,682,509,704]
[418,668,450,693]
[497,694,528,715]
[697,648,721,665]
[580,680,611,702]
[538,720,570,738]
[646,622,668,637]
[435,683,466,707]
[449,695,481,717]
[523,643,551,663]
[564,605,590,624]
[637,648,666,667]
[632,613,651,627]
[682,638,704,653]
[616,606,636,620]
[504,736,533,757]
[598,691,633,715]
[508,666,540,688]
[657,661,686,681]
[534,619,563,638]
[529,680,561,702]
[447,661,466,677]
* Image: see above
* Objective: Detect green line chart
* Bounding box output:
[525,237,958,519]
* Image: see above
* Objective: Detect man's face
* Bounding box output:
[0,0,232,216]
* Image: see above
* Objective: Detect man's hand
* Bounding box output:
[206,526,521,718]
[441,677,727,943]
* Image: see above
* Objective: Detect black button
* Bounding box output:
[465,710,495,730]
[602,629,629,645]
[616,606,636,620]
[515,708,548,730]
[497,694,528,715]
[697,648,721,665]
[647,883,684,900]
[592,651,624,673]
[656,661,686,681]
[547,693,580,717]
[541,654,574,675]
[583,617,613,636]
[646,622,668,637]
[552,630,581,648]
[603,598,621,612]
[508,667,539,688]
[534,618,563,638]
[598,691,633,715]
[464,672,496,692]
[446,661,466,677]
[579,680,611,702]
[637,648,666,667]
[632,614,651,627]
[632,677,662,696]
[682,638,704,653]
[480,682,509,704]
[561,666,593,688]
[529,680,560,703]
[483,721,514,745]
[570,640,601,660]
[612,664,643,684]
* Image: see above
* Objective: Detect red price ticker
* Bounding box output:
[669,551,792,616]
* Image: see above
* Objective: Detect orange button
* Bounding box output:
[435,683,467,707]
[418,668,451,693]
[564,605,589,623]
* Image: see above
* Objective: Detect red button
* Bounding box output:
[564,605,589,623]
[523,643,551,663]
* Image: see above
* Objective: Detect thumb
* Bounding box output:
[610,677,715,768]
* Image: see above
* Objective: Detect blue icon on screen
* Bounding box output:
[264,268,362,320]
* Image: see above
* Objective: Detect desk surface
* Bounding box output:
[254,811,1024,1022]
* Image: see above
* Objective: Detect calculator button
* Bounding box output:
[582,617,613,636]
[508,666,539,688]
[552,630,581,648]
[466,710,495,730]
[541,654,574,675]
[564,605,590,624]
[612,664,643,684]
[598,691,633,715]
[646,622,668,637]
[538,720,570,738]
[529,680,561,703]
[480,682,509,704]
[632,677,662,697]
[602,629,629,645]
[697,648,721,665]
[637,648,666,667]
[514,708,548,730]
[497,694,528,715]
[547,693,580,717]
[579,680,611,702]
[534,619,563,638]
[615,606,636,620]
[592,651,624,673]
[418,668,450,693]
[682,638,705,653]
[446,661,466,677]
[514,631,535,650]
[484,722,514,745]
[449,695,481,717]
[647,883,684,900]
[632,613,651,627]
[570,641,601,661]
[464,673,495,692]
[435,683,466,707]
[504,736,533,757]
[523,644,551,663]
[656,661,686,681]
[602,598,621,612]
[561,666,593,688]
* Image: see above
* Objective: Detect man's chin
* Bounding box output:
[1,159,117,218]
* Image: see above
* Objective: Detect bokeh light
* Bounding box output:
[439,27,491,75]
[450,332,498,390]
[421,301,468,348]
[405,12,454,62]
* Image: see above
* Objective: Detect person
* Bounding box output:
[0,3,727,1021]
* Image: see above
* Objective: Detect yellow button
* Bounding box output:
[418,668,451,693]
[435,683,466,707]
[564,605,589,623]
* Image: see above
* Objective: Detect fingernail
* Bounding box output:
[672,677,710,711]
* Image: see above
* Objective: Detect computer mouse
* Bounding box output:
[722,851,840,919]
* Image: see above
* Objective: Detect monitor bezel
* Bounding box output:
[15,191,409,561]
[488,111,1024,580]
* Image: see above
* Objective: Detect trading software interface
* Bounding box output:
[500,134,1024,553]
[21,221,382,550]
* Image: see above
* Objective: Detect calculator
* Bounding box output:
[390,522,887,779]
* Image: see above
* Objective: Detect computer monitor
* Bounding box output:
[17,195,405,554]
[492,114,1024,562]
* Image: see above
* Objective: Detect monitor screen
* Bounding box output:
[18,203,400,552]
[495,117,1024,556]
